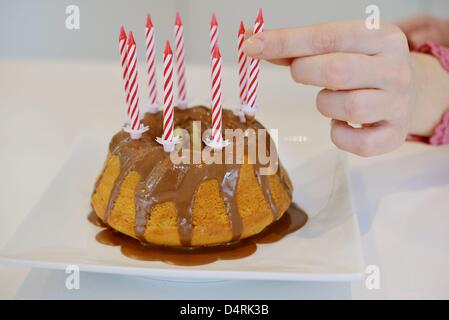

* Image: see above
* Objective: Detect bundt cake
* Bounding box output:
[91,106,293,247]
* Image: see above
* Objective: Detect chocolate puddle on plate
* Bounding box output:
[87,203,308,266]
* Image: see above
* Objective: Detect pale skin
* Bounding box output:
[242,20,449,156]
[397,15,449,49]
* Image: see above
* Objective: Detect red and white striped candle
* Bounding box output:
[119,26,130,108]
[238,21,248,106]
[145,14,159,113]
[124,31,147,139]
[209,13,219,61]
[234,20,248,123]
[174,12,188,109]
[163,41,174,142]
[156,41,179,152]
[204,44,227,149]
[244,8,264,120]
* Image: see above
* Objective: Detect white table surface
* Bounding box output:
[1,60,449,299]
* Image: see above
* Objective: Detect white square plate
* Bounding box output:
[0,132,364,282]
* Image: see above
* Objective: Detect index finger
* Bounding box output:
[242,20,394,60]
[245,28,292,65]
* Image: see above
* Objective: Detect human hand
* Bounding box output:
[397,15,449,49]
[242,21,415,156]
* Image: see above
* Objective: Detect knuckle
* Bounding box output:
[289,67,299,84]
[380,24,409,50]
[290,59,302,83]
[311,27,338,53]
[395,126,408,145]
[316,90,330,115]
[385,127,407,154]
[385,64,413,90]
[330,124,340,146]
[354,136,376,157]
[325,57,350,88]
[345,92,365,122]
[276,32,289,57]
[397,104,411,122]
[316,92,324,109]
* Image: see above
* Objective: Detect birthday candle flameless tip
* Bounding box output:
[145,12,159,113]
[174,12,188,108]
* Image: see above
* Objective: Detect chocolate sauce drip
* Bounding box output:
[133,153,170,240]
[219,165,242,241]
[94,106,292,246]
[87,211,107,228]
[256,170,279,219]
[104,136,155,224]
[90,203,308,266]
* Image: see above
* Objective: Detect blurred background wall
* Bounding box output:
[1,0,448,63]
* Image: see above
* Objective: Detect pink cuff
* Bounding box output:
[411,42,449,145]
[429,110,449,145]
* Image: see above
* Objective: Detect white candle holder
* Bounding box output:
[156,135,181,152]
[203,132,230,150]
[243,104,259,116]
[233,104,247,123]
[123,124,149,140]
[243,104,259,121]
[145,101,161,114]
[176,98,190,110]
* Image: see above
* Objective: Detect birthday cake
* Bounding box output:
[91,106,293,247]
[90,9,291,248]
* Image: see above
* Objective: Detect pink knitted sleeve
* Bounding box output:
[413,42,449,145]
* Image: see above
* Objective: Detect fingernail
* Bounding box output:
[242,37,264,56]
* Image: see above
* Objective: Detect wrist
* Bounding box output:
[408,52,449,136]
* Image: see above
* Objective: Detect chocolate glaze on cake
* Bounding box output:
[93,106,292,247]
